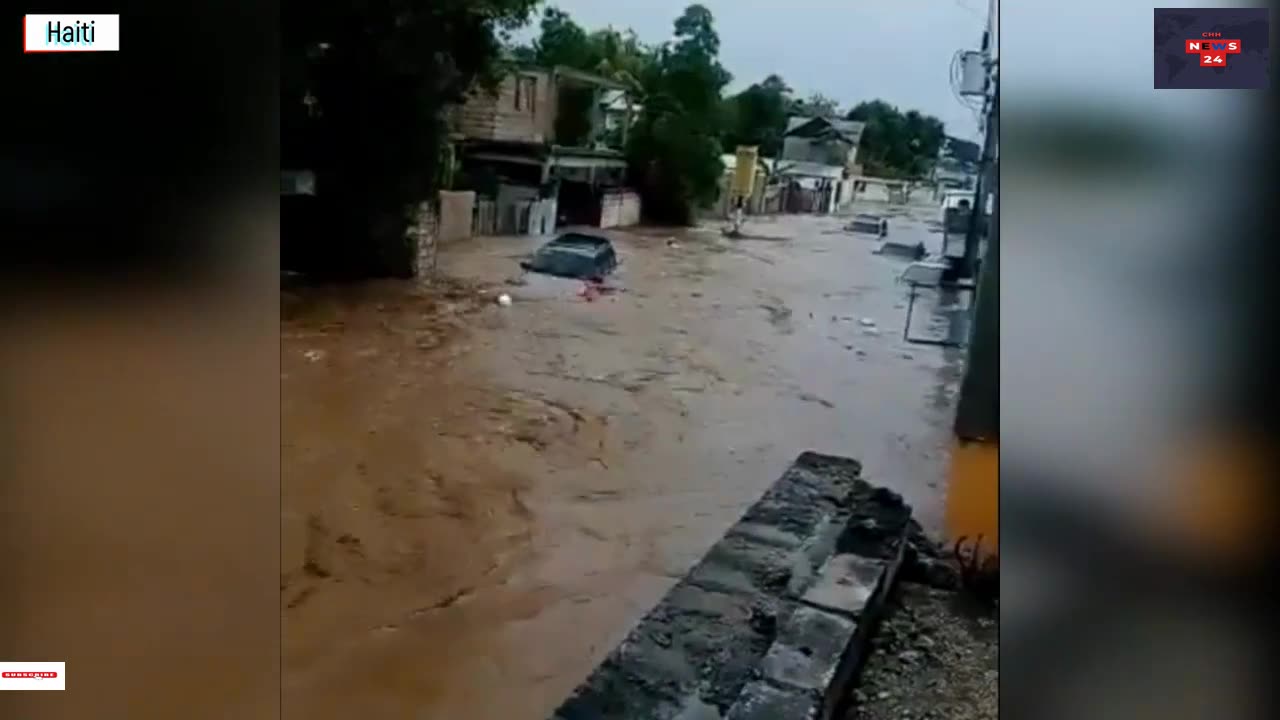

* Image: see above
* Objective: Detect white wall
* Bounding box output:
[599,190,641,228]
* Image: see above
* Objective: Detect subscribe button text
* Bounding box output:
[25,14,120,52]
[0,662,65,690]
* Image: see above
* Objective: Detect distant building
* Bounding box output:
[447,65,641,231]
[932,135,981,191]
[779,116,864,170]
[600,89,640,146]
[774,116,866,213]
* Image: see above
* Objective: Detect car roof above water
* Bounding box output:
[551,232,612,249]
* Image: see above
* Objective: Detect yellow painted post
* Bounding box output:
[728,146,758,234]
[945,441,999,550]
[731,146,759,199]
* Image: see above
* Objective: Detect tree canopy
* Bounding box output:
[722,74,793,156]
[625,5,733,223]
[515,7,653,93]
[521,4,730,224]
[283,0,538,276]
[517,4,952,213]
[845,100,946,179]
[790,93,841,119]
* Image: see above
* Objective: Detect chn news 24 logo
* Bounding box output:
[1187,34,1241,67]
[1153,7,1270,89]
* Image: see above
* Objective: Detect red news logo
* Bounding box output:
[3,671,58,679]
[1185,32,1242,67]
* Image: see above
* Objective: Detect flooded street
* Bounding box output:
[282,203,965,719]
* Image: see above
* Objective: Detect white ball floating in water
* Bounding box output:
[497,293,513,307]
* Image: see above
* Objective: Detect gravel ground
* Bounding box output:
[845,582,998,720]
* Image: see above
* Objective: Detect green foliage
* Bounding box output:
[283,0,538,277]
[518,7,654,93]
[627,96,726,224]
[509,4,952,224]
[518,4,728,225]
[846,100,946,179]
[625,5,731,224]
[589,27,653,93]
[722,74,792,156]
[790,93,841,119]
[660,5,732,118]
[526,7,594,69]
[723,85,844,158]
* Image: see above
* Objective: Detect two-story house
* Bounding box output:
[449,65,640,229]
[779,116,864,169]
[774,116,865,213]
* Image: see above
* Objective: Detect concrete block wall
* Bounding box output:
[450,71,551,144]
[549,453,914,720]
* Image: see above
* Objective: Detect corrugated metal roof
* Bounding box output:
[784,116,864,143]
[830,119,865,140]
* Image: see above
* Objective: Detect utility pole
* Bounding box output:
[954,0,998,438]
[941,0,998,555]
[954,154,998,440]
[960,88,997,279]
[959,20,997,281]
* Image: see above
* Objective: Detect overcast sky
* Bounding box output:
[519,0,993,140]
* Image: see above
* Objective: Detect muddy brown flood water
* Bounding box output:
[282,207,964,719]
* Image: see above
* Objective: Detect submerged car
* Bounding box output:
[521,232,619,280]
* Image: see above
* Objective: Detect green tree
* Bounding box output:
[517,8,653,93]
[588,28,653,93]
[723,74,793,156]
[846,100,945,179]
[627,4,732,224]
[790,92,840,119]
[283,0,538,278]
[661,5,732,118]
[515,4,735,224]
[525,6,594,69]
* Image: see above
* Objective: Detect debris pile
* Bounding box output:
[848,214,889,237]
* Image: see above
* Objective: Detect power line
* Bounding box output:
[952,0,984,20]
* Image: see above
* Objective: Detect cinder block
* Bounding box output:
[728,521,805,550]
[725,681,816,720]
[760,606,857,693]
[800,554,883,619]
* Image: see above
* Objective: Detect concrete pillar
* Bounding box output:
[411,201,438,282]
